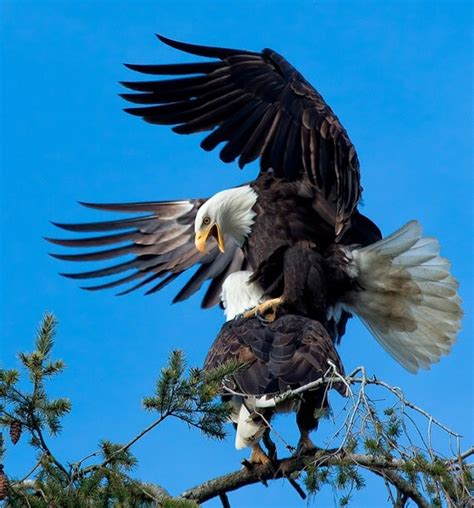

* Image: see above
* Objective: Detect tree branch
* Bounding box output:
[4,326,471,507]
[179,364,473,506]
[29,411,70,481]
[223,367,461,439]
[179,448,432,505]
[375,469,429,508]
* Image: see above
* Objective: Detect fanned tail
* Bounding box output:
[344,221,462,373]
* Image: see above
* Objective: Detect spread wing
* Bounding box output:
[122,35,361,232]
[47,200,245,307]
[204,315,346,396]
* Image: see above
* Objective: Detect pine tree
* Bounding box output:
[1,313,472,506]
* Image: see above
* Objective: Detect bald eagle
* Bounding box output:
[48,35,381,341]
[48,37,462,368]
[214,219,461,374]
[204,271,346,463]
[205,218,463,457]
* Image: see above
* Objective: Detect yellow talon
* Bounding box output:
[248,444,272,466]
[242,297,284,322]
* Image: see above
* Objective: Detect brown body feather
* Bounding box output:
[204,314,346,437]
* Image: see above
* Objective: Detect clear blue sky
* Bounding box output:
[1,1,472,506]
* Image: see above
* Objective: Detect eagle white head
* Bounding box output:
[194,185,258,254]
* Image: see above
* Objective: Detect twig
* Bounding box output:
[223,372,461,439]
[219,492,231,508]
[80,412,170,477]
[29,413,70,481]
[12,454,45,485]
[377,469,429,508]
[383,476,397,507]
[447,446,474,463]
[74,450,99,470]
[287,478,307,500]
[254,410,294,453]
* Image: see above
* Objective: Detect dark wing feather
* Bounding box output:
[204,315,345,397]
[271,317,346,396]
[46,199,244,307]
[204,318,273,396]
[122,35,361,233]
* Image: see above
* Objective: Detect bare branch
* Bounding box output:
[179,448,433,505]
[12,454,45,486]
[219,492,231,508]
[222,369,461,439]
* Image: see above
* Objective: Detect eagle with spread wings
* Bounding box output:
[47,36,462,464]
[49,36,461,371]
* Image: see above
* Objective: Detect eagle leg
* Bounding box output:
[262,428,277,461]
[247,443,272,466]
[295,391,325,455]
[295,429,316,456]
[243,297,284,323]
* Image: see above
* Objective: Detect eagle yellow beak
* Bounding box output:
[195,223,225,254]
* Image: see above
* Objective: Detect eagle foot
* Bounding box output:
[245,443,272,467]
[295,432,317,456]
[243,297,284,323]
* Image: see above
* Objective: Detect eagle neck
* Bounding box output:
[217,185,258,248]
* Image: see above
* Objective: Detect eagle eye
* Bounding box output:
[202,216,211,226]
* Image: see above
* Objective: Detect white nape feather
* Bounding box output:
[342,221,462,373]
[195,185,258,247]
[221,270,265,321]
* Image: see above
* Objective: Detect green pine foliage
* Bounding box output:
[1,313,472,506]
[143,350,239,439]
[302,399,473,507]
[0,314,237,506]
[303,462,365,506]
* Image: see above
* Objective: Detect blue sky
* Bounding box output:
[1,1,472,506]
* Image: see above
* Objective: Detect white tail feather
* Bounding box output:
[344,221,462,373]
[234,403,266,450]
[229,394,292,449]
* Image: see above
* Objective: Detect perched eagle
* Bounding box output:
[48,35,381,342]
[204,271,346,463]
[203,216,463,457]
